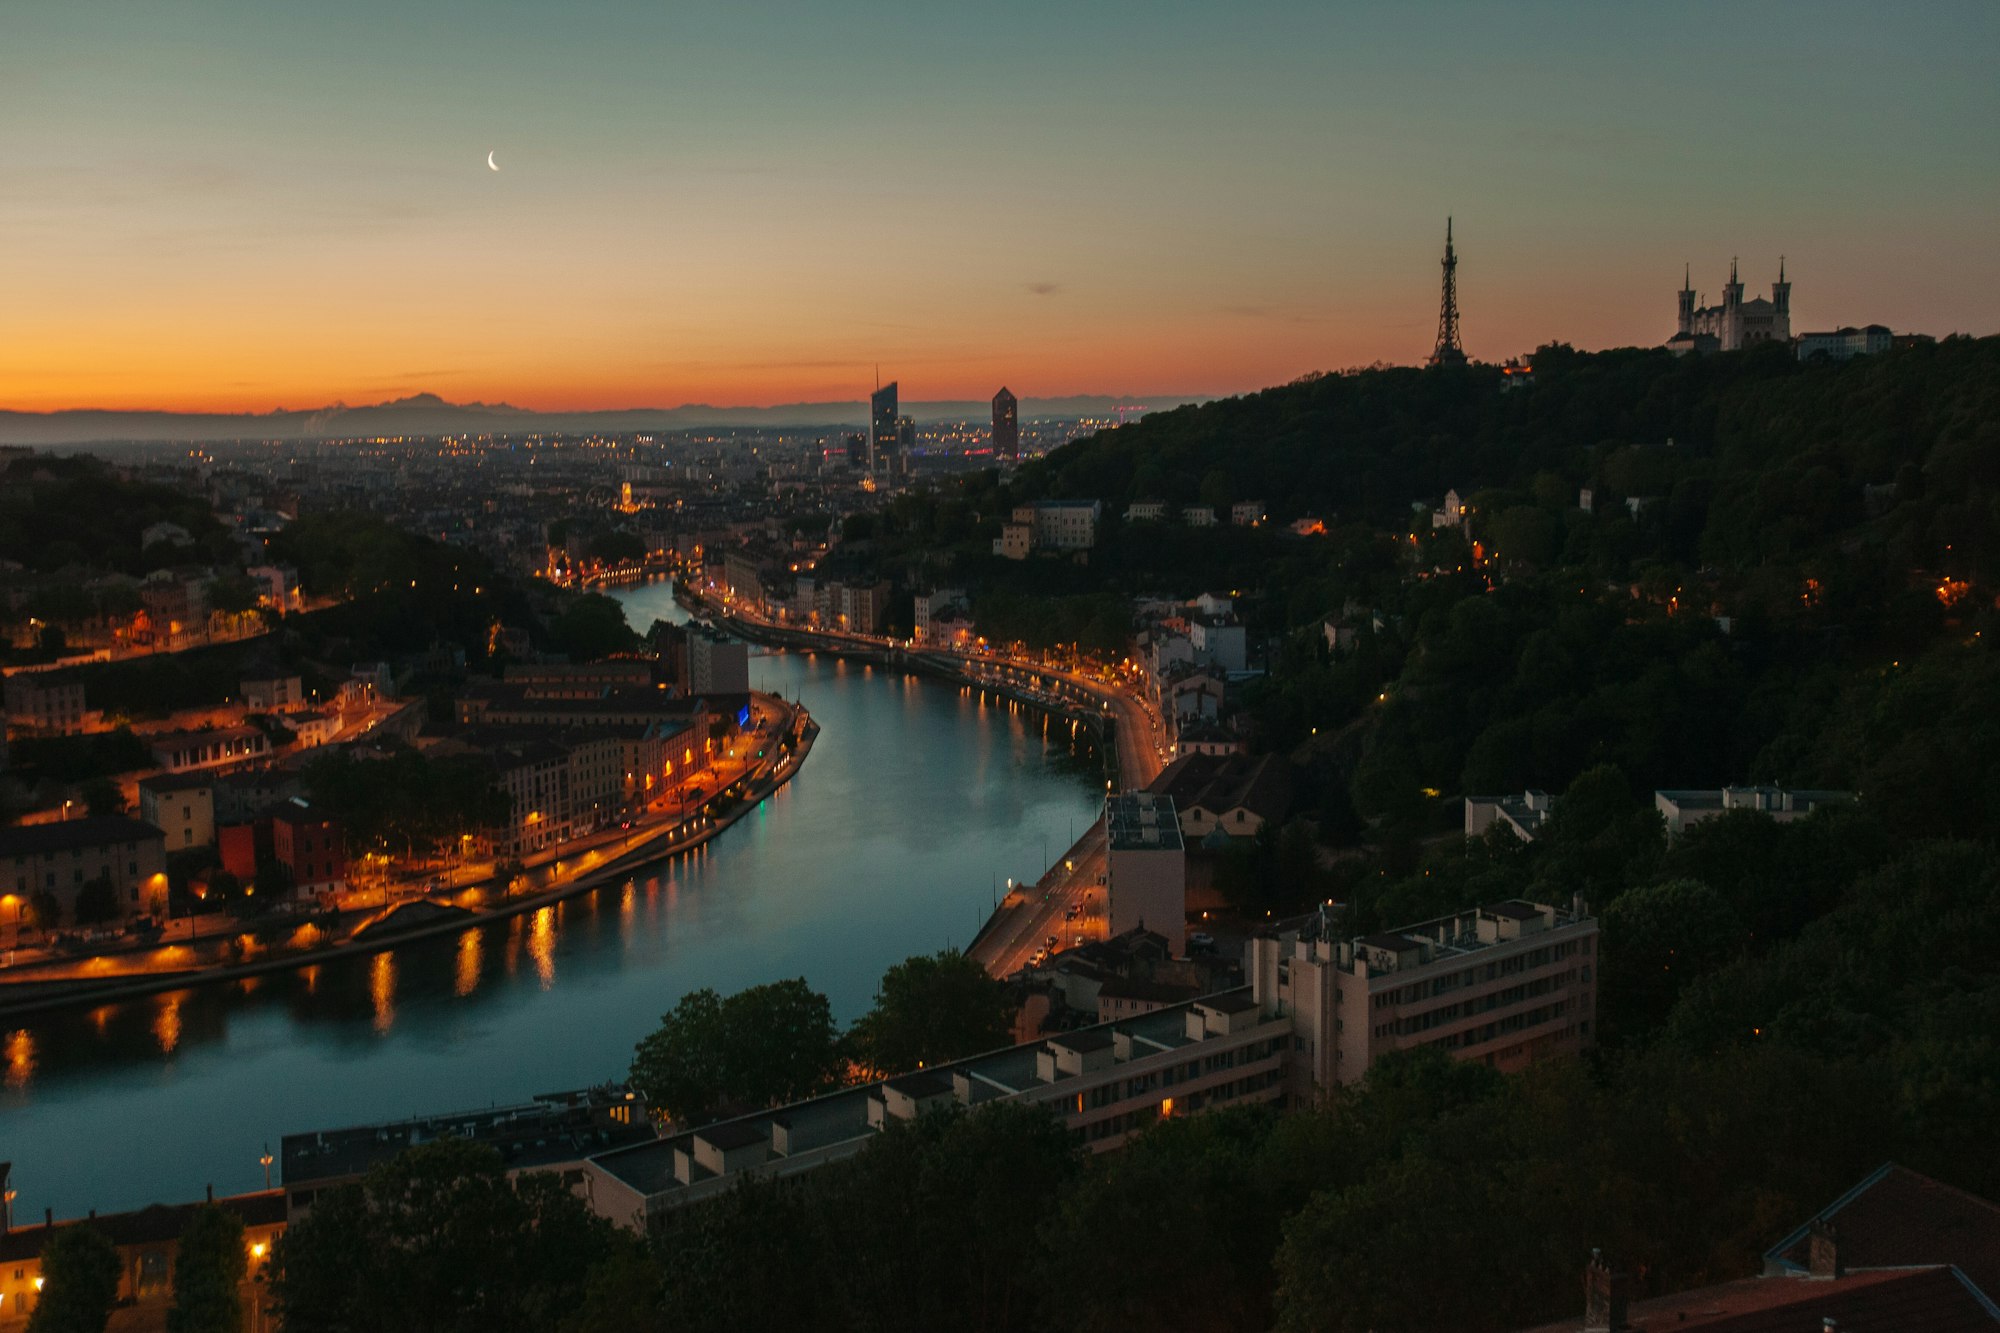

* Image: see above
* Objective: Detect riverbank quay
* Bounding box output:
[677,584,1165,791]
[671,584,1169,980]
[965,816,1110,978]
[0,699,818,1021]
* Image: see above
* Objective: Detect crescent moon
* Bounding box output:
[487,151,499,171]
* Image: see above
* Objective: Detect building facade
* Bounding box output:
[1250,899,1598,1104]
[137,775,216,853]
[688,629,750,696]
[1668,259,1791,354]
[2,673,85,737]
[1654,786,1854,837]
[1106,792,1187,952]
[1795,324,1894,361]
[869,381,898,477]
[991,387,1019,460]
[579,990,1287,1228]
[0,816,168,923]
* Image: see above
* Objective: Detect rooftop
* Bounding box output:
[588,990,1256,1204]
[1522,1266,1999,1332]
[1766,1163,2000,1301]
[0,816,164,857]
[0,1190,286,1263]
[1107,792,1185,852]
[282,1085,649,1186]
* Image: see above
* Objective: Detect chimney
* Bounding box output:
[1808,1219,1843,1279]
[45,1208,53,1230]
[206,1184,215,1203]
[1584,1249,1632,1332]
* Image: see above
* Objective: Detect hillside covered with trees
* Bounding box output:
[217,342,2000,1330]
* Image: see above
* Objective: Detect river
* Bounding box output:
[0,580,1099,1221]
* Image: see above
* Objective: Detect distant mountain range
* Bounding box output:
[0,391,1213,447]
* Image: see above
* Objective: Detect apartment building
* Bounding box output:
[688,629,750,696]
[1249,899,1598,1104]
[280,1087,652,1223]
[0,817,168,922]
[0,1184,284,1330]
[2,673,85,737]
[1106,793,1187,953]
[1654,786,1853,837]
[240,675,304,710]
[148,725,272,775]
[137,774,216,852]
[579,991,1286,1230]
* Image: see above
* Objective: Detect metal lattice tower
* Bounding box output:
[1427,217,1467,368]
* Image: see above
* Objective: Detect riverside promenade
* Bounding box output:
[676,585,1168,980]
[0,697,818,1020]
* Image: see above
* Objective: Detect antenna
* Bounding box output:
[1426,217,1467,368]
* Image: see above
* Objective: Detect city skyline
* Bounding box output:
[2,1,1996,414]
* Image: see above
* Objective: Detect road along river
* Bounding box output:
[0,579,1099,1221]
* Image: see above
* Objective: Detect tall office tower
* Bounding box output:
[992,386,1019,460]
[869,380,898,476]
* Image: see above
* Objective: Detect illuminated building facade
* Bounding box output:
[0,816,168,922]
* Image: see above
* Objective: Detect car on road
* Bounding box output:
[1046,933,1059,950]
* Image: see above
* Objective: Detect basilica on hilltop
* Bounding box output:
[1666,259,1791,354]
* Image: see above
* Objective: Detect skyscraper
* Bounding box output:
[992,386,1019,460]
[869,380,898,476]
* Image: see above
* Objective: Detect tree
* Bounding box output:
[72,876,120,927]
[205,574,261,617]
[27,1223,120,1333]
[168,1204,247,1333]
[77,777,124,818]
[557,1245,662,1333]
[270,1140,618,1333]
[545,594,638,662]
[1598,877,1746,1042]
[28,890,63,931]
[629,978,842,1125]
[847,949,1014,1077]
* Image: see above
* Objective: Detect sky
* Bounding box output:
[1,0,1995,413]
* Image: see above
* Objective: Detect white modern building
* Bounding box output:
[1464,790,1556,842]
[1654,786,1854,837]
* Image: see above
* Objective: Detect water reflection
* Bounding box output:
[5,1028,32,1089]
[454,929,482,998]
[153,994,182,1055]
[529,907,557,990]
[1,583,1104,1219]
[369,953,396,1033]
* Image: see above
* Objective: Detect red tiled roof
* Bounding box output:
[1523,1267,1997,1332]
[1768,1164,2000,1301]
